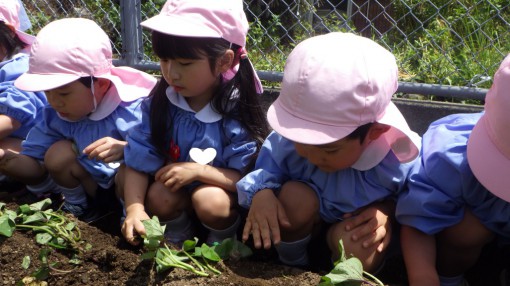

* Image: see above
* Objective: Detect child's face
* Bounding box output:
[160,56,220,110]
[44,80,96,121]
[293,136,367,172]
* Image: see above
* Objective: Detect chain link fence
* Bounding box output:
[21,0,510,101]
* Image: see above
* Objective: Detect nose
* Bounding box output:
[162,61,180,82]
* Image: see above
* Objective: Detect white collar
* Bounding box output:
[351,135,391,171]
[89,85,122,121]
[166,87,222,123]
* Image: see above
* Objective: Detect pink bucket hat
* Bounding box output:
[0,0,35,46]
[267,32,420,170]
[467,54,510,201]
[14,18,156,101]
[140,0,263,93]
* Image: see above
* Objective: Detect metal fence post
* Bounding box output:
[119,0,143,67]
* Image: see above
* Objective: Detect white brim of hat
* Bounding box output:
[467,114,510,202]
[141,14,221,39]
[268,99,420,164]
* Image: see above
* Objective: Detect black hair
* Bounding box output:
[345,122,374,144]
[0,21,28,59]
[148,31,270,174]
[77,76,98,88]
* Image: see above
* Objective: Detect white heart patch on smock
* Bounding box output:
[189,148,217,165]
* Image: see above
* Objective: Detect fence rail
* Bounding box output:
[22,0,510,101]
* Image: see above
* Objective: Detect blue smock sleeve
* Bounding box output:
[124,98,165,174]
[0,55,47,139]
[21,107,64,160]
[237,131,290,208]
[396,114,474,235]
[220,119,257,172]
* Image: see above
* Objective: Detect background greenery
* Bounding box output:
[23,0,510,103]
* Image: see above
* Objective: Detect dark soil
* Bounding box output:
[0,188,507,286]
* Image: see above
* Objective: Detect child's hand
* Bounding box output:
[155,162,201,192]
[121,206,150,246]
[242,189,291,249]
[342,200,395,252]
[83,137,126,163]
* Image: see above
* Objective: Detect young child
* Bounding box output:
[237,32,421,272]
[396,54,510,286]
[0,0,46,189]
[118,0,269,246]
[0,18,156,221]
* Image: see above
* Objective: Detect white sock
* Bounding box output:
[59,185,88,206]
[203,215,241,244]
[275,235,312,266]
[161,212,195,244]
[26,175,58,197]
[439,274,465,286]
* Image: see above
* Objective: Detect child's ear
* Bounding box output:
[95,78,111,95]
[217,49,235,73]
[368,123,391,141]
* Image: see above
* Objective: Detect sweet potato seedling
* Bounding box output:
[319,240,384,286]
[140,216,253,277]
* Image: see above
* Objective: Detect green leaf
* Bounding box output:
[214,238,253,260]
[65,222,76,231]
[0,214,15,237]
[199,244,221,262]
[140,251,156,260]
[35,233,53,245]
[38,248,51,264]
[18,204,32,215]
[21,256,31,269]
[32,266,50,281]
[319,239,376,286]
[22,212,46,224]
[141,216,165,250]
[182,237,198,252]
[29,198,52,212]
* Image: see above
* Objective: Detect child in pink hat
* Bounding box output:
[237,32,421,272]
[118,0,269,246]
[0,18,157,222]
[0,0,47,192]
[396,54,510,286]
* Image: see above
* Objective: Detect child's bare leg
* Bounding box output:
[326,201,395,273]
[146,180,192,244]
[436,208,494,277]
[145,180,190,221]
[192,185,237,229]
[275,181,320,266]
[193,185,239,243]
[0,137,22,153]
[278,181,320,240]
[45,140,97,196]
[327,221,386,272]
[0,148,46,184]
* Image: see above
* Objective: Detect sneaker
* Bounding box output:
[61,201,104,223]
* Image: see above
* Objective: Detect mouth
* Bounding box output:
[173,86,183,93]
[57,112,70,118]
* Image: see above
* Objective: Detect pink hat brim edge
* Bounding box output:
[467,114,510,202]
[267,99,420,164]
[15,66,156,102]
